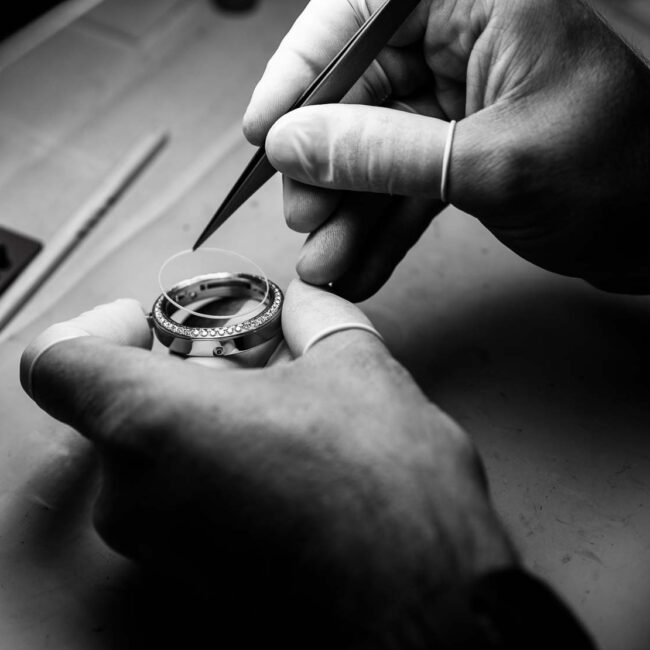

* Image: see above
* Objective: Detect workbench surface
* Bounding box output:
[0,1,649,648]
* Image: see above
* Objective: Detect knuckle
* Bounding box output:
[336,342,418,402]
[454,120,538,217]
[423,403,488,485]
[426,404,475,457]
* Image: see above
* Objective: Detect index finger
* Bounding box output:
[20,299,153,399]
[20,304,240,447]
[243,0,424,145]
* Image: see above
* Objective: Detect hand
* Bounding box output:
[244,0,650,298]
[21,282,515,648]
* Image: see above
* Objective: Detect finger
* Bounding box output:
[22,329,233,454]
[243,0,367,144]
[295,192,387,286]
[283,176,341,234]
[242,0,426,145]
[266,104,449,196]
[418,0,490,87]
[266,340,293,366]
[385,89,448,120]
[282,279,384,360]
[290,92,446,291]
[20,299,152,400]
[186,356,241,370]
[340,45,434,107]
[21,323,275,453]
[295,193,440,301]
[281,92,444,236]
[23,334,195,446]
[333,196,442,301]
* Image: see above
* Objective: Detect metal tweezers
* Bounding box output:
[192,0,420,250]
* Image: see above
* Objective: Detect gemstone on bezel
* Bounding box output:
[155,277,283,345]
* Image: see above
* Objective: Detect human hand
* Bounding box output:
[244,0,650,298]
[21,283,515,648]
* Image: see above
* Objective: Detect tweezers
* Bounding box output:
[192,0,420,250]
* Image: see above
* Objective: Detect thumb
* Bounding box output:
[282,279,385,359]
[266,104,450,197]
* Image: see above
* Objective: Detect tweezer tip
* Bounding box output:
[191,228,210,251]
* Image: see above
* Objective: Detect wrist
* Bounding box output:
[375,568,595,650]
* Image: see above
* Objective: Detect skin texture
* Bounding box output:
[244,0,650,299]
[22,284,515,649]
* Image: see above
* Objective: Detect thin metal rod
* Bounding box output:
[0,131,168,331]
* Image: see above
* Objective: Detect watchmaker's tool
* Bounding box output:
[192,0,420,250]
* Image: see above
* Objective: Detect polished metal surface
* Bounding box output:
[151,272,283,356]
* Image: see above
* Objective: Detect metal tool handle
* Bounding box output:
[193,0,421,248]
[292,0,420,110]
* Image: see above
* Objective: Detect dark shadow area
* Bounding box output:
[7,433,350,649]
[390,280,650,450]
[211,0,258,14]
[1,1,66,40]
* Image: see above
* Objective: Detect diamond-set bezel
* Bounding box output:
[153,278,283,339]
